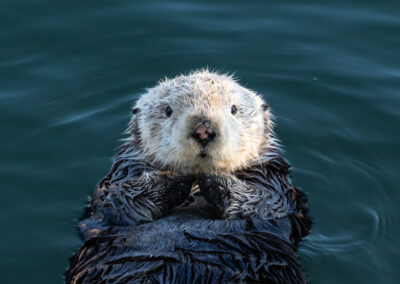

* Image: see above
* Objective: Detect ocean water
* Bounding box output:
[1,0,399,283]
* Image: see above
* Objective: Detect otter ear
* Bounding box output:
[261,104,269,111]
[132,108,140,115]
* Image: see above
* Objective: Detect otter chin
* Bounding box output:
[199,151,208,158]
[65,70,311,284]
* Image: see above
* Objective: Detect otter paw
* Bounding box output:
[166,175,194,208]
[197,173,230,214]
[197,173,215,196]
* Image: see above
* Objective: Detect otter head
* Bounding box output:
[129,70,274,174]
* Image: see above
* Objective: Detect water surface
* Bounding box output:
[1,0,399,283]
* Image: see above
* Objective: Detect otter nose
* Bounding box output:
[191,121,216,146]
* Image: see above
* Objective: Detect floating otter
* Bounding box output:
[65,70,311,283]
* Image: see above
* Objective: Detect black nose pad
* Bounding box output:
[191,122,216,146]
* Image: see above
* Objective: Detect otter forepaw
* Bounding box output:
[197,173,230,215]
[166,175,194,208]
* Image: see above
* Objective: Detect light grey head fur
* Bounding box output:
[125,69,277,174]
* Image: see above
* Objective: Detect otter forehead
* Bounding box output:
[136,71,262,111]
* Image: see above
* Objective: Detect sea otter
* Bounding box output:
[65,70,311,283]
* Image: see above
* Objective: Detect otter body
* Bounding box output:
[65,71,311,283]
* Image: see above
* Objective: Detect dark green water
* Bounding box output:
[1,1,399,283]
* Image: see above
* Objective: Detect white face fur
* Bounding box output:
[130,70,273,174]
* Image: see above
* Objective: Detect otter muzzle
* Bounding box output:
[191,121,216,146]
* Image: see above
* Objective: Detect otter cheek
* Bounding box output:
[176,119,198,166]
[230,132,245,169]
[213,124,234,167]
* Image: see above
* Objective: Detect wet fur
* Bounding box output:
[65,70,311,283]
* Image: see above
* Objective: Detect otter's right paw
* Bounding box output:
[197,173,230,215]
[166,175,194,208]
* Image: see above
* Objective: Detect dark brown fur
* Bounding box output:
[65,141,311,283]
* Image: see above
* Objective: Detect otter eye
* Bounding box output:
[165,106,173,117]
[231,105,237,115]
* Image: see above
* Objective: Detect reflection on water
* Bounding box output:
[0,0,399,283]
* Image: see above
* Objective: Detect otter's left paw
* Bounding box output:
[197,173,230,215]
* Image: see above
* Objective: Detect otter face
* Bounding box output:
[130,71,273,174]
